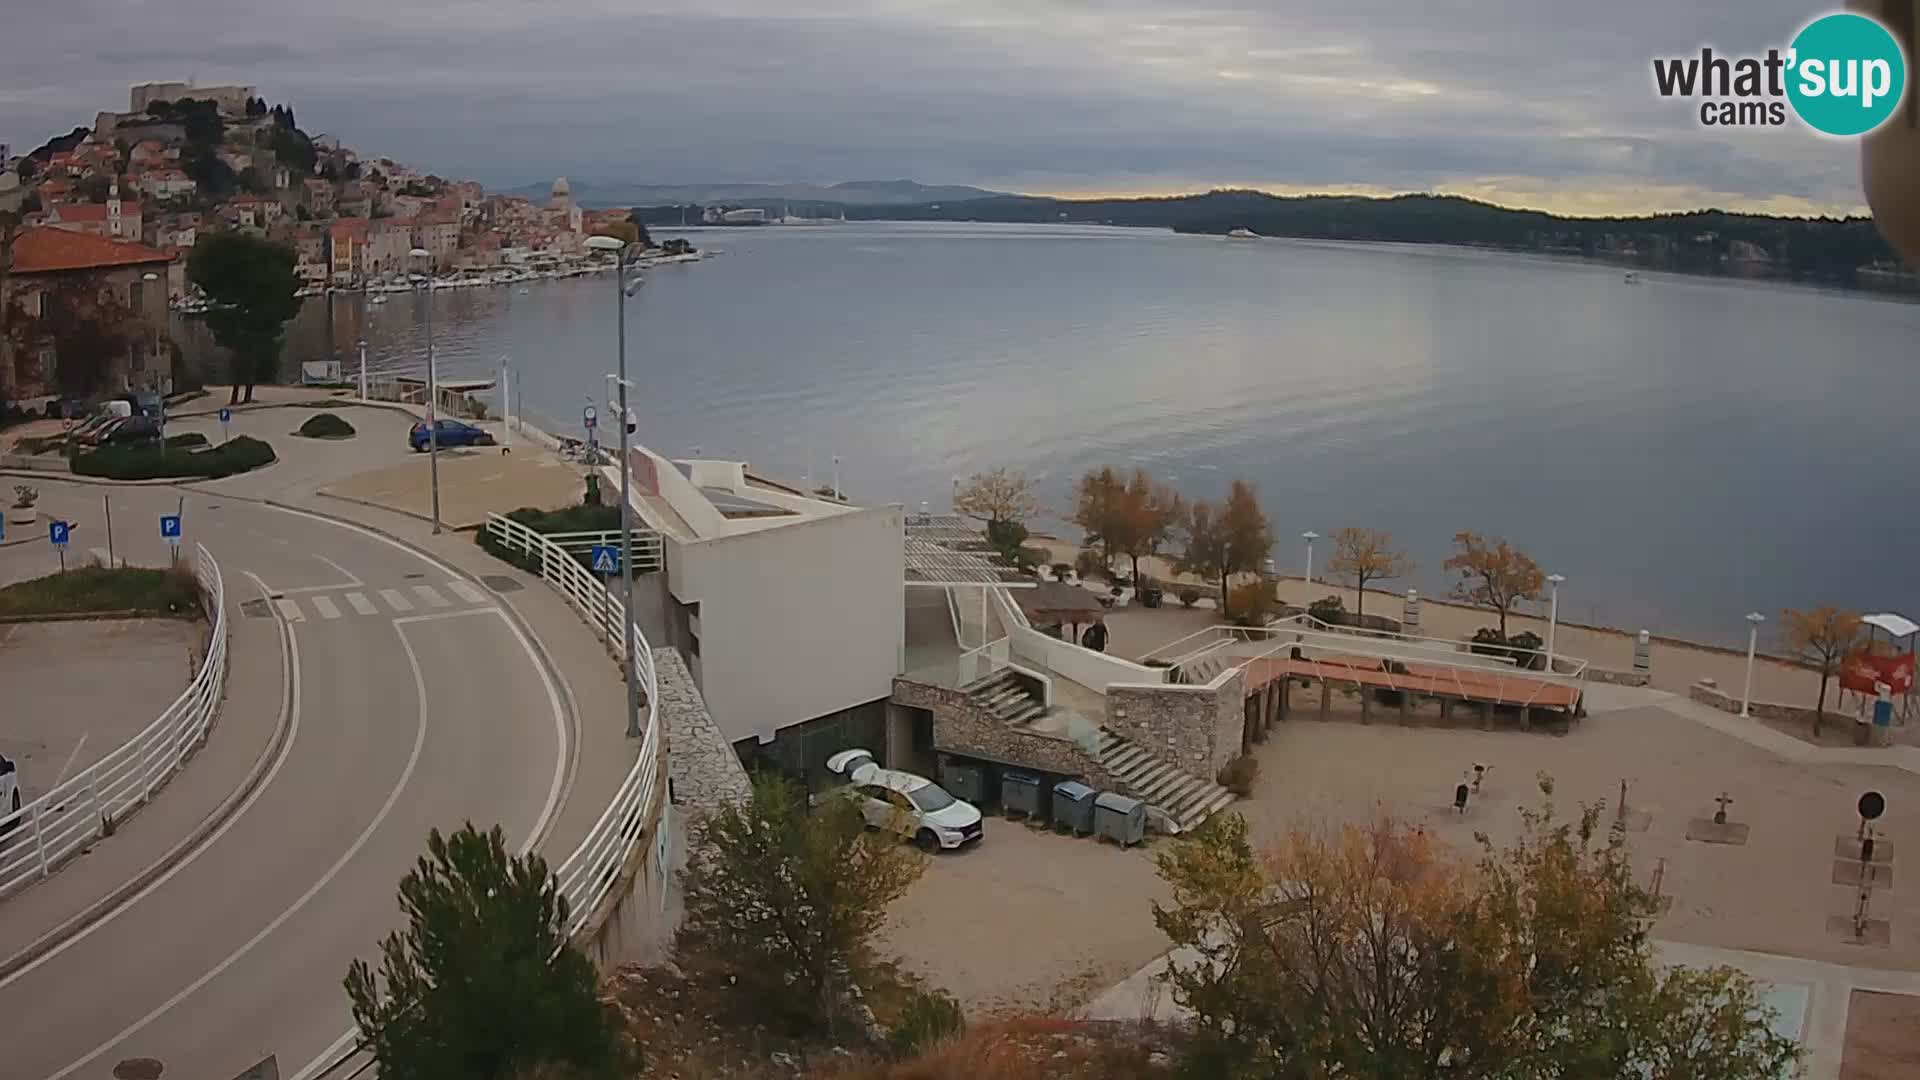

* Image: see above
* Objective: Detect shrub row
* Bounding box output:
[73,435,276,481]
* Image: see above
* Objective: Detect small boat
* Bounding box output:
[1623,271,1640,284]
[370,294,389,305]
[1227,227,1259,239]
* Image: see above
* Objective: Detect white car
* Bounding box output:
[0,754,20,834]
[825,749,983,851]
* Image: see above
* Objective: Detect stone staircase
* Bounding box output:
[966,669,1050,728]
[1095,729,1238,832]
[1168,652,1228,685]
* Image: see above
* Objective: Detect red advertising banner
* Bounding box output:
[1840,650,1916,695]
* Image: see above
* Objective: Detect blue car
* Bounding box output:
[409,419,496,452]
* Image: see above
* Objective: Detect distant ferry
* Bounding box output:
[1227,228,1260,239]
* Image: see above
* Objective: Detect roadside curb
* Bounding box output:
[0,576,294,983]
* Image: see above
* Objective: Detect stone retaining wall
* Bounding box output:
[1106,669,1246,778]
[1688,680,1823,726]
[1586,668,1652,687]
[893,676,1116,789]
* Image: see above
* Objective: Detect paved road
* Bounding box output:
[0,488,569,1080]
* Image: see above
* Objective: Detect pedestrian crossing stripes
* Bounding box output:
[264,581,493,623]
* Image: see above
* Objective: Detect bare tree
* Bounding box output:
[1325,527,1413,623]
[1443,531,1544,638]
[1780,606,1863,735]
[953,467,1038,528]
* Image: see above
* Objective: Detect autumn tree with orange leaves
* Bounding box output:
[1781,606,1863,736]
[1153,783,1799,1080]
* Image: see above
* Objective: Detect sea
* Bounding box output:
[174,221,1920,648]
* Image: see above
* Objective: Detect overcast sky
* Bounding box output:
[0,0,1874,215]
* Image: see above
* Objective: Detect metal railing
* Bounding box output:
[0,544,228,898]
[538,529,665,574]
[482,512,662,934]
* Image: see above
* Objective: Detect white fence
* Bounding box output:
[483,512,663,934]
[0,544,228,898]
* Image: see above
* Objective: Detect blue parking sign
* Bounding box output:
[218,407,232,423]
[48,521,69,546]
[160,514,182,539]
[590,544,619,574]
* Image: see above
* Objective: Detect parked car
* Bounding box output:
[102,416,161,446]
[408,419,496,452]
[0,754,20,834]
[824,748,984,851]
[43,397,87,420]
[75,416,130,447]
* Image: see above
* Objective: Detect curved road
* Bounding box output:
[0,491,570,1080]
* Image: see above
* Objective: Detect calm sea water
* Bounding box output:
[191,222,1920,647]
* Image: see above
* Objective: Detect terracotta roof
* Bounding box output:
[50,203,116,222]
[9,226,173,273]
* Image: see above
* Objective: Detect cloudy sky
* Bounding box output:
[0,0,1876,215]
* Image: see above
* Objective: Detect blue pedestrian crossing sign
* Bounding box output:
[48,521,69,547]
[160,514,182,539]
[590,544,620,574]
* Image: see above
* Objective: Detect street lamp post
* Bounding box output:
[1545,573,1565,673]
[1741,612,1766,718]
[587,234,643,740]
[357,338,368,401]
[410,249,441,534]
[1301,530,1319,602]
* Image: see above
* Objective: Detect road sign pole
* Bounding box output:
[103,494,114,567]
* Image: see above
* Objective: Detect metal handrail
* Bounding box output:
[0,544,228,899]
[482,512,662,933]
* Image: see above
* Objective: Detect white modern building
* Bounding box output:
[605,445,905,779]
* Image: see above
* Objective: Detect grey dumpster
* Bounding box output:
[1001,770,1047,820]
[939,758,987,804]
[1052,780,1097,835]
[1094,791,1146,847]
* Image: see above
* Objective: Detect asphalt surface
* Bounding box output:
[0,485,569,1080]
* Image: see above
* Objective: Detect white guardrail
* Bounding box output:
[0,543,228,898]
[483,512,662,934]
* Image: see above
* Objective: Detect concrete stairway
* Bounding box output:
[1171,653,1227,685]
[966,669,1049,728]
[1095,729,1238,831]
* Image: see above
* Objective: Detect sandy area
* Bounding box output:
[1240,701,1920,971]
[877,816,1170,1017]
[1841,990,1920,1079]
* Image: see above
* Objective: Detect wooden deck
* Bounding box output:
[1242,652,1582,712]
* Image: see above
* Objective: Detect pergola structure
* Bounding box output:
[903,518,1033,660]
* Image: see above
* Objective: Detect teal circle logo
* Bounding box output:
[1786,13,1907,136]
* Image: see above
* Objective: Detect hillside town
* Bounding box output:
[0,81,671,402]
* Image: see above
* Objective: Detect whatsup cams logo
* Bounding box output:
[1652,11,1909,135]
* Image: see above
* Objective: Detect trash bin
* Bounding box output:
[1139,586,1164,609]
[1001,770,1047,820]
[1052,780,1097,836]
[940,758,987,804]
[1094,791,1146,847]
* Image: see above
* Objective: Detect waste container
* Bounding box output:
[940,758,987,805]
[1138,586,1164,609]
[1001,770,1047,820]
[1052,780,1097,836]
[1094,791,1146,847]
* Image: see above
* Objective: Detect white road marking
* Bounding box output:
[446,579,487,605]
[344,592,377,616]
[273,598,304,622]
[313,553,362,587]
[378,588,413,612]
[0,571,301,991]
[47,617,431,1080]
[50,733,90,791]
[309,595,341,620]
[411,584,452,609]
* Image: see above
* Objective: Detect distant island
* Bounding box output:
[617,184,1908,292]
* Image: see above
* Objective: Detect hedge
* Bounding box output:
[296,412,356,439]
[0,565,201,618]
[74,435,277,480]
[475,502,631,576]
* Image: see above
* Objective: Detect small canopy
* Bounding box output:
[1014,580,1107,624]
[905,539,1033,587]
[1863,613,1920,639]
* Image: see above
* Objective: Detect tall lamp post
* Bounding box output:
[586,234,645,740]
[1741,612,1766,718]
[410,248,441,534]
[1545,573,1565,672]
[1301,530,1320,602]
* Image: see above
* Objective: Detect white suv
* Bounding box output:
[0,754,21,834]
[825,749,984,851]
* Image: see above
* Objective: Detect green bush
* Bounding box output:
[73,435,276,480]
[1308,595,1347,625]
[1178,586,1201,607]
[888,990,965,1058]
[1507,630,1546,670]
[474,504,634,576]
[0,564,201,618]
[1216,754,1260,796]
[166,432,209,450]
[295,412,356,439]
